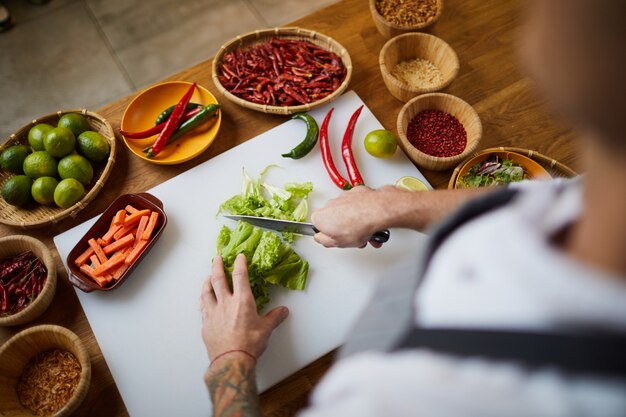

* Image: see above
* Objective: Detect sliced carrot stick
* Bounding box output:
[123,209,151,228]
[113,209,127,226]
[97,238,106,246]
[134,216,149,247]
[101,224,122,245]
[125,239,148,265]
[88,238,108,264]
[90,254,101,269]
[103,233,134,254]
[114,223,136,241]
[125,205,139,214]
[111,263,129,280]
[74,246,94,267]
[141,212,159,241]
[80,264,109,287]
[94,252,125,276]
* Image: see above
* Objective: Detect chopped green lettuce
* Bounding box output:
[217,221,309,311]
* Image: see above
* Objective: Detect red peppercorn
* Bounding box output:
[406,110,467,157]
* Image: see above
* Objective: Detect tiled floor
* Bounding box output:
[0,0,337,140]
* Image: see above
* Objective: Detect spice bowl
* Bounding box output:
[397,93,482,171]
[369,0,443,39]
[0,324,91,417]
[380,33,459,102]
[0,235,57,327]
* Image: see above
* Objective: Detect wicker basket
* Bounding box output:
[369,0,444,39]
[0,235,57,326]
[397,93,482,171]
[0,325,91,417]
[448,147,578,188]
[380,32,459,102]
[0,110,116,229]
[211,27,352,115]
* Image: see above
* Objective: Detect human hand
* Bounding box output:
[311,186,399,248]
[200,254,289,363]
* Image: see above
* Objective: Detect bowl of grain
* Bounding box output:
[380,33,459,102]
[369,0,443,39]
[0,325,91,417]
[397,93,482,171]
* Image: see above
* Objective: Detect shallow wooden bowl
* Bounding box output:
[0,325,91,417]
[212,27,352,115]
[0,235,56,327]
[380,33,459,102]
[397,93,482,171]
[369,0,443,39]
[0,110,117,229]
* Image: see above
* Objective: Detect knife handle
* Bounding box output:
[311,227,390,244]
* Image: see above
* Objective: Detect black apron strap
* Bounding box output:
[394,328,626,377]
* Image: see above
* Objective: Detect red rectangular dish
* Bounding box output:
[66,193,167,292]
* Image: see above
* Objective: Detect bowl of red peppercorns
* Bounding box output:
[396,93,482,171]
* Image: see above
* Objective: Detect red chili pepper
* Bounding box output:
[341,105,365,187]
[146,82,196,158]
[119,107,202,139]
[320,108,352,190]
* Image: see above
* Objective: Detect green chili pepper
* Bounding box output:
[281,113,319,159]
[144,104,220,155]
[154,102,203,125]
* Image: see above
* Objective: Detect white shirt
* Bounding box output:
[299,179,626,417]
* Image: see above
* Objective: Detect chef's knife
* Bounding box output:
[223,215,390,244]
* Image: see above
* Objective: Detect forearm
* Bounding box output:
[205,355,261,417]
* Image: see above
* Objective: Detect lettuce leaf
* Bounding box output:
[217,221,309,311]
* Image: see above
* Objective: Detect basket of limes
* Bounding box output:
[0,110,116,228]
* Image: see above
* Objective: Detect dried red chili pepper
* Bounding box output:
[0,252,47,316]
[119,107,202,139]
[341,105,365,187]
[146,82,196,158]
[320,108,352,190]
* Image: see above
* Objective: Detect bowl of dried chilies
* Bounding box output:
[212,27,352,115]
[0,235,56,326]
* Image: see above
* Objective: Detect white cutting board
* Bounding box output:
[54,91,428,417]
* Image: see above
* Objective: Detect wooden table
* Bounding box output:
[0,0,580,415]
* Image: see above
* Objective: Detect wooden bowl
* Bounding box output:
[380,33,459,102]
[369,0,443,39]
[0,110,117,229]
[448,147,578,189]
[212,27,352,115]
[66,193,167,293]
[0,235,56,327]
[397,93,482,171]
[0,325,91,417]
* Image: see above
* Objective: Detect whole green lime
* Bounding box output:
[77,131,110,162]
[58,113,90,137]
[44,127,76,158]
[2,175,33,206]
[31,176,59,205]
[28,124,53,151]
[0,145,31,174]
[54,178,85,209]
[23,151,58,179]
[364,129,398,158]
[58,154,93,186]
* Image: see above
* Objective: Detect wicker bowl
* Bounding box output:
[0,235,57,327]
[0,109,117,229]
[380,33,459,102]
[397,93,482,171]
[212,27,352,115]
[0,325,91,417]
[369,0,443,39]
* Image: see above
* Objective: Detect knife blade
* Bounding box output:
[223,215,390,243]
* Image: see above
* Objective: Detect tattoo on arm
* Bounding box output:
[206,358,262,417]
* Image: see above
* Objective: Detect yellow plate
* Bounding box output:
[121,81,221,165]
[454,151,551,189]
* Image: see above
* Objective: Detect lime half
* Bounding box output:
[395,176,429,191]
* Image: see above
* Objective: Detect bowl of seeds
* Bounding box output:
[380,33,459,102]
[370,0,443,39]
